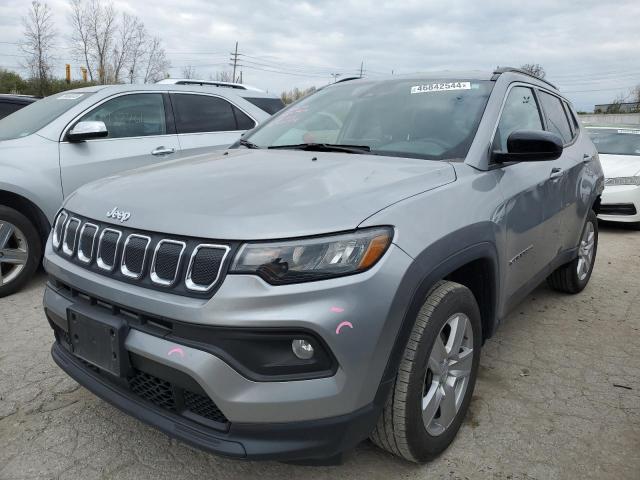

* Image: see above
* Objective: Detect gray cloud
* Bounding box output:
[1,0,639,110]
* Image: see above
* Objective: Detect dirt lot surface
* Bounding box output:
[1,224,639,480]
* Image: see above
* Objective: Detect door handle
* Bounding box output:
[151,146,175,156]
[550,167,564,179]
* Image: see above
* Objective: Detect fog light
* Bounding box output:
[292,339,314,360]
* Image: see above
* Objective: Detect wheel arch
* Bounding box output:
[0,189,51,244]
[374,239,500,407]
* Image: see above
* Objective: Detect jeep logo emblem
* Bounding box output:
[106,207,131,223]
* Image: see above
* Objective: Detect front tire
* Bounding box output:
[0,206,42,298]
[370,281,481,463]
[547,210,598,294]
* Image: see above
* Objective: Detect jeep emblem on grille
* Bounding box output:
[106,207,131,223]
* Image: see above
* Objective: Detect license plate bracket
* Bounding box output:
[67,307,130,377]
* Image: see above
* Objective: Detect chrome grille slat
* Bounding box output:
[52,211,69,249]
[121,234,151,279]
[77,223,98,264]
[97,228,122,271]
[185,244,230,292]
[150,239,186,286]
[62,218,81,256]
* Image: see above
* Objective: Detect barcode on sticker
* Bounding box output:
[411,82,471,94]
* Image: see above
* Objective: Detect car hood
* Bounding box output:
[64,149,456,240]
[599,153,640,177]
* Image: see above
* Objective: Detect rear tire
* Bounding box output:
[0,205,42,298]
[547,210,598,294]
[370,281,481,463]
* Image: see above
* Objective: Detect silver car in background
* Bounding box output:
[0,84,280,297]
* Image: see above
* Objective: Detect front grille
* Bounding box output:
[129,370,176,410]
[600,203,637,216]
[52,211,234,298]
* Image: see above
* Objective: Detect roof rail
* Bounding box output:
[492,67,557,90]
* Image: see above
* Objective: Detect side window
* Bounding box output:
[172,94,238,133]
[78,94,166,139]
[538,91,573,144]
[232,106,256,130]
[494,86,543,152]
[562,100,580,139]
[0,102,24,119]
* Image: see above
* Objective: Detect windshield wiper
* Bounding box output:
[268,143,371,154]
[239,138,260,149]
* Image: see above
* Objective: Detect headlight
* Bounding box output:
[230,227,393,284]
[605,176,640,186]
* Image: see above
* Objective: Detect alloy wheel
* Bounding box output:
[422,313,474,436]
[0,221,29,287]
[577,221,595,281]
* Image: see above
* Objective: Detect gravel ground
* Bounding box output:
[1,224,639,480]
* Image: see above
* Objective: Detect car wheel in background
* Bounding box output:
[370,280,481,462]
[0,205,42,298]
[547,209,598,294]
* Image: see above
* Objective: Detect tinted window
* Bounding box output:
[79,93,166,139]
[539,91,573,144]
[247,80,494,161]
[0,91,93,141]
[245,97,285,114]
[562,101,579,138]
[0,102,24,120]
[172,94,238,133]
[233,106,256,130]
[494,86,543,152]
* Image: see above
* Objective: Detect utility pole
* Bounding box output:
[231,41,239,83]
[239,69,243,84]
[331,73,341,83]
[359,60,364,78]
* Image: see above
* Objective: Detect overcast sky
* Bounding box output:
[1,0,639,111]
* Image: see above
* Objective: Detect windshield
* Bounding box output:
[0,91,94,141]
[586,127,640,156]
[245,79,493,160]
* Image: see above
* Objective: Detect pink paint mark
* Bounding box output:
[330,306,345,313]
[335,321,353,335]
[168,347,185,358]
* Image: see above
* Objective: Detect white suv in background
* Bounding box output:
[0,83,281,296]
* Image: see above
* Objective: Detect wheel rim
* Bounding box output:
[0,221,29,287]
[577,221,595,281]
[422,313,474,436]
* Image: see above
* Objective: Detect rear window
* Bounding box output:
[244,97,285,115]
[0,102,26,120]
[539,91,573,144]
[172,94,239,133]
[0,91,93,141]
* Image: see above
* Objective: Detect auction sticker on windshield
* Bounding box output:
[411,82,471,94]
[618,129,640,135]
[57,93,84,100]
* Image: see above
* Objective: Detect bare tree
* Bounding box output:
[110,12,142,83]
[520,63,546,79]
[181,65,198,79]
[209,71,233,82]
[69,0,94,81]
[142,36,170,83]
[21,1,56,96]
[127,22,148,83]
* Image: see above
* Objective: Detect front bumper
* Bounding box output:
[51,342,380,461]
[598,185,640,223]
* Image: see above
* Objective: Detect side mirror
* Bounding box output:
[67,121,108,142]
[493,130,563,163]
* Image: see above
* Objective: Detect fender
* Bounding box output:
[373,228,500,406]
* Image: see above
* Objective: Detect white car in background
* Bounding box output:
[586,125,640,229]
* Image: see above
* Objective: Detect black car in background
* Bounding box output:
[0,94,38,120]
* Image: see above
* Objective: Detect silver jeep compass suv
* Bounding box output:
[43,68,603,463]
